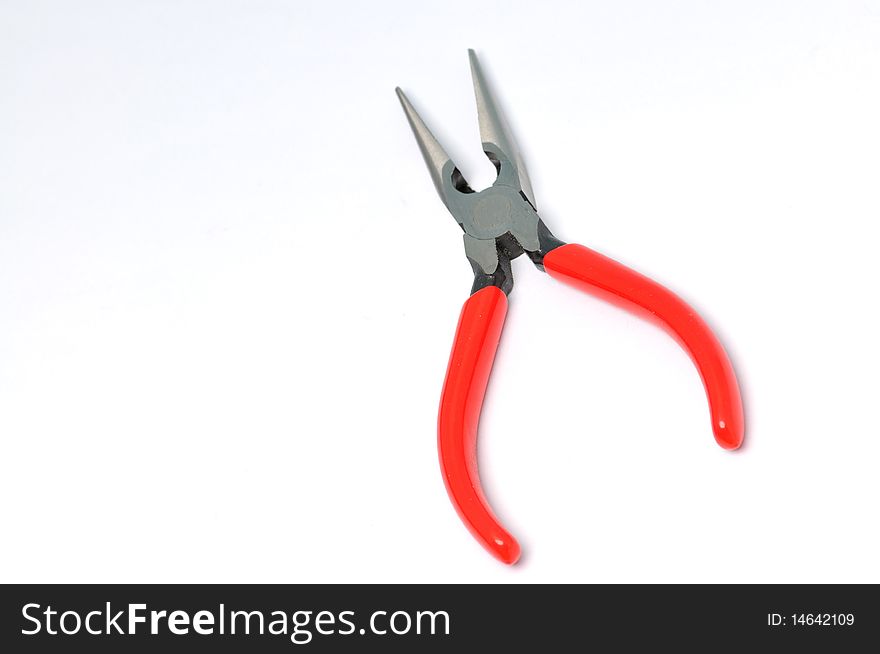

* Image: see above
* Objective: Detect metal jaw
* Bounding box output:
[397,50,564,294]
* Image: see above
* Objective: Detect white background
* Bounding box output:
[2,1,879,583]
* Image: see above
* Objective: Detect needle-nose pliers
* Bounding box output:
[396,51,744,564]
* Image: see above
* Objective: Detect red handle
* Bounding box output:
[544,243,743,449]
[438,285,520,564]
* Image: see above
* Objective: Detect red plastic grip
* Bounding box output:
[438,285,520,564]
[544,243,744,450]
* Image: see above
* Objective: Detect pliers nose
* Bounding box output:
[397,51,744,565]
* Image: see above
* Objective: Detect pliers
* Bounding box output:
[396,51,744,564]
